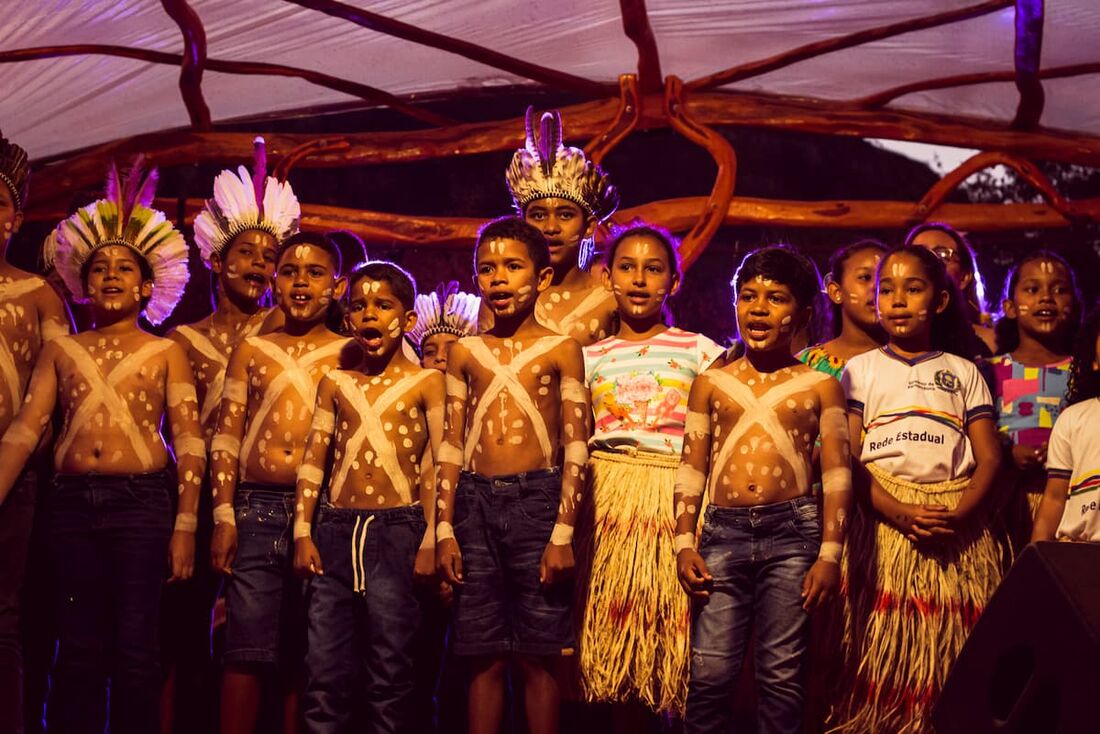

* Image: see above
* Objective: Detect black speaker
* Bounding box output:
[932,542,1100,734]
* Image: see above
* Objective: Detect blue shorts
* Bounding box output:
[452,468,574,657]
[223,483,304,667]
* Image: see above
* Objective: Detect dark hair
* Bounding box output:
[824,239,887,339]
[878,245,982,359]
[604,223,682,280]
[1066,305,1100,405]
[347,260,417,312]
[904,222,988,321]
[276,231,343,275]
[474,216,550,272]
[994,250,1081,355]
[734,245,821,309]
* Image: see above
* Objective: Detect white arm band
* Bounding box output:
[298,464,324,487]
[175,436,206,460]
[822,467,852,496]
[549,522,574,546]
[211,435,241,456]
[436,521,456,542]
[445,374,468,400]
[293,520,312,540]
[213,503,236,526]
[673,533,696,553]
[683,410,711,439]
[437,442,462,466]
[167,382,197,407]
[563,440,587,467]
[174,512,198,533]
[222,378,247,405]
[674,464,707,498]
[1,423,39,452]
[560,376,587,404]
[312,407,335,433]
[818,541,843,564]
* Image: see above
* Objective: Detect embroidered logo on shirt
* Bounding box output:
[934,369,960,394]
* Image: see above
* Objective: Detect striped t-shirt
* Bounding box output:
[843,346,994,482]
[1046,398,1100,542]
[584,328,721,455]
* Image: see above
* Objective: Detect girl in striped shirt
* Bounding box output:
[576,225,720,722]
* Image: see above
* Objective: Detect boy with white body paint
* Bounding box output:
[673,246,852,734]
[293,262,445,732]
[435,217,591,734]
[210,231,350,734]
[0,131,71,733]
[163,139,299,732]
[502,108,620,346]
[0,160,204,733]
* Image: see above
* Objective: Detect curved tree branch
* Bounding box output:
[160,0,212,130]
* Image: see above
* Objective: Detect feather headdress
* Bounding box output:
[0,130,29,210]
[193,136,300,264]
[406,281,481,354]
[504,107,619,223]
[43,157,188,325]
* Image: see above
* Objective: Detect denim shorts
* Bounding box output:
[451,468,574,657]
[223,483,304,667]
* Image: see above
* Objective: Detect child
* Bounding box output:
[0,130,71,733]
[163,136,299,732]
[798,239,886,379]
[293,262,444,731]
[0,160,204,733]
[673,246,852,734]
[406,280,480,371]
[435,216,590,734]
[830,245,1003,734]
[987,251,1080,548]
[578,224,720,717]
[906,222,997,357]
[504,107,620,345]
[209,231,350,734]
[1031,306,1100,543]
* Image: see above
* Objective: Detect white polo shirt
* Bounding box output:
[1045,398,1100,542]
[843,347,994,483]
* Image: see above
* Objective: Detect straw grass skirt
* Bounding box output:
[826,464,1004,734]
[575,448,689,715]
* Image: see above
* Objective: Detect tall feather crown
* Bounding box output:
[505,107,619,222]
[193,136,300,264]
[0,130,30,210]
[406,281,481,353]
[43,157,188,325]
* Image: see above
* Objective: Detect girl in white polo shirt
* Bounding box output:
[829,245,1004,734]
[1032,307,1100,544]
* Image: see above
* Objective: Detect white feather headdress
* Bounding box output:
[406,281,481,354]
[43,157,188,325]
[505,107,619,223]
[193,136,300,264]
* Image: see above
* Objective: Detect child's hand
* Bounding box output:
[210,523,238,576]
[1011,442,1047,471]
[890,503,954,543]
[540,542,575,587]
[414,546,436,584]
[801,559,839,612]
[294,538,324,578]
[437,538,463,585]
[168,530,195,583]
[676,549,713,600]
[438,580,454,606]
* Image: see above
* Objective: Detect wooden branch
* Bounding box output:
[25,195,1100,245]
[160,0,212,130]
[620,0,663,94]
[584,75,641,165]
[855,62,1100,109]
[1013,0,1045,129]
[272,139,352,181]
[0,44,453,127]
[664,77,737,268]
[688,0,1012,91]
[915,150,1083,221]
[283,0,614,98]
[27,90,1100,209]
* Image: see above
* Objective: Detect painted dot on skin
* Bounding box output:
[786,399,797,410]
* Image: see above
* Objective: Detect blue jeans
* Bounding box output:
[223,484,304,668]
[47,469,174,734]
[685,497,821,734]
[302,503,426,733]
[452,468,574,657]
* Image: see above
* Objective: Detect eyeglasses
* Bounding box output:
[930,246,959,263]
